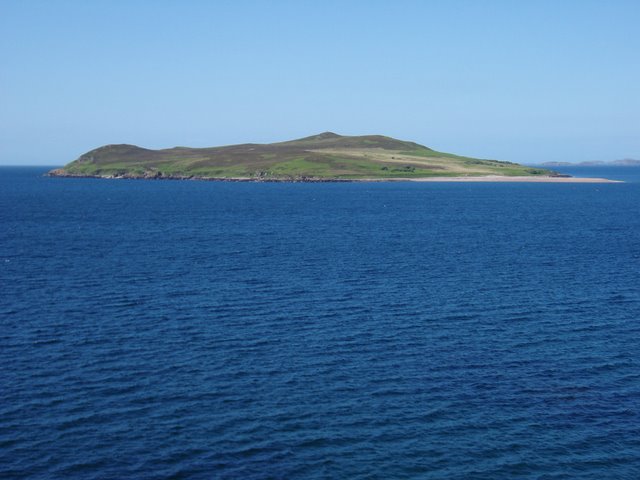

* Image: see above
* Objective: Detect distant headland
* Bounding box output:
[48,133,620,183]
[541,159,640,167]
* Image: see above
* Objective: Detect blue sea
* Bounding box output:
[1,167,639,479]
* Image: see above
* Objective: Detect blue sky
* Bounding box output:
[1,0,638,165]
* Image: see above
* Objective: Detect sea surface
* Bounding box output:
[1,167,639,479]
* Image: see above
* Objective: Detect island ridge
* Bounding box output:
[47,132,616,182]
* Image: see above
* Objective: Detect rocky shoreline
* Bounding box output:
[46,169,621,183]
[45,169,355,183]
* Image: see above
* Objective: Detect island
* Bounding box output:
[48,132,619,183]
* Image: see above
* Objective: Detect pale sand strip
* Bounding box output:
[366,176,622,183]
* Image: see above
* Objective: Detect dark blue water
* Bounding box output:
[2,167,639,479]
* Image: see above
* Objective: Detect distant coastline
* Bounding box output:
[541,159,640,167]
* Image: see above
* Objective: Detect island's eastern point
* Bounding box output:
[48,132,620,183]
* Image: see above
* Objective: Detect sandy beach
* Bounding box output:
[390,176,622,183]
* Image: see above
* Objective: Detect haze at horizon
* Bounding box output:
[0,0,638,165]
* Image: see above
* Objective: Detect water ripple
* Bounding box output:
[1,169,640,478]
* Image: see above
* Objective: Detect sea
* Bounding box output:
[1,166,639,479]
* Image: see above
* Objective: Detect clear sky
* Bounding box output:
[1,0,638,165]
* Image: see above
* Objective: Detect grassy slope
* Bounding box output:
[58,132,552,179]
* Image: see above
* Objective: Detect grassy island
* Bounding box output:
[49,132,555,181]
